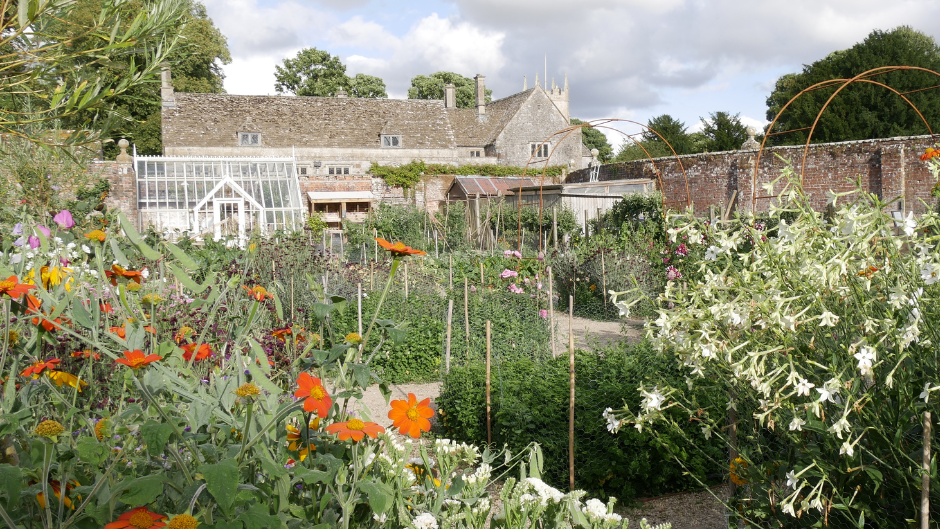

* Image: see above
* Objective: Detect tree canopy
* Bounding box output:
[407,72,492,108]
[274,48,387,99]
[570,119,613,162]
[614,114,693,162]
[765,26,940,145]
[699,111,749,152]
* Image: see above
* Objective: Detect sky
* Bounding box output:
[199,0,940,150]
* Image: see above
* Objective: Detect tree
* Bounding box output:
[349,74,388,98]
[274,48,350,97]
[407,72,492,108]
[570,118,612,162]
[614,114,693,162]
[699,111,748,152]
[0,0,187,149]
[765,26,940,145]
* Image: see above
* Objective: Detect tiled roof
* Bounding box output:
[449,176,544,197]
[163,90,537,150]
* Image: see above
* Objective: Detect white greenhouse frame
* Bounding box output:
[134,154,305,245]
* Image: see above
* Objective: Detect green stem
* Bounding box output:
[236,401,254,464]
[359,257,401,362]
[134,376,199,480]
[41,442,53,527]
[242,401,304,454]
[0,501,16,529]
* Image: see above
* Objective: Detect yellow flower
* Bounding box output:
[6,329,19,345]
[167,514,199,529]
[729,457,749,486]
[85,230,106,242]
[127,283,142,292]
[235,383,260,397]
[141,293,164,306]
[95,419,109,441]
[35,420,64,438]
[47,371,88,392]
[345,332,362,345]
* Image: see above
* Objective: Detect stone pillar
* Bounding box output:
[160,63,175,108]
[474,74,486,116]
[444,83,456,108]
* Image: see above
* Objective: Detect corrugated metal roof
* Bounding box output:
[450,176,544,197]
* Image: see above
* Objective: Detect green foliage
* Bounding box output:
[699,111,748,152]
[614,114,693,162]
[766,26,940,145]
[438,340,724,501]
[0,135,99,216]
[602,192,665,241]
[368,160,567,189]
[306,211,328,238]
[570,119,612,162]
[407,72,491,109]
[344,202,429,251]
[274,48,387,98]
[491,204,579,242]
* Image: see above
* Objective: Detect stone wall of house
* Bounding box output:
[568,135,939,216]
[495,90,582,169]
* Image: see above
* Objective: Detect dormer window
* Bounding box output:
[239,132,261,146]
[381,135,401,148]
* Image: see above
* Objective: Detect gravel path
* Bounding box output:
[625,485,732,529]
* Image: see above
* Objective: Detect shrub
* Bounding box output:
[437,340,724,501]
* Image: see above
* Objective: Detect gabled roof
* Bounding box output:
[447,176,543,197]
[162,89,540,151]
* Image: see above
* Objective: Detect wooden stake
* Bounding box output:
[357,283,363,337]
[486,319,492,446]
[479,261,484,289]
[464,278,470,350]
[445,299,454,374]
[584,209,589,237]
[374,228,378,261]
[923,411,932,529]
[600,249,607,312]
[435,230,439,258]
[370,262,374,290]
[449,255,453,291]
[404,262,409,299]
[552,206,558,248]
[568,295,575,491]
[548,267,557,358]
[290,275,295,318]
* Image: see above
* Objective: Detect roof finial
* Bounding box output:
[523,75,527,91]
[535,72,540,89]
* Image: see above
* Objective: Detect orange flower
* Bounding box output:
[32,315,66,332]
[375,238,426,257]
[0,275,34,300]
[181,343,212,362]
[271,327,292,342]
[174,326,195,343]
[243,285,273,301]
[99,302,115,314]
[20,358,61,378]
[84,230,106,242]
[110,323,155,339]
[72,350,101,360]
[104,506,167,529]
[920,148,940,161]
[388,393,434,439]
[23,294,42,314]
[36,479,80,510]
[294,373,332,418]
[115,350,162,370]
[105,265,144,286]
[325,418,384,442]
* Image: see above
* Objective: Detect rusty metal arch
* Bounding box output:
[752,66,940,210]
[505,119,692,254]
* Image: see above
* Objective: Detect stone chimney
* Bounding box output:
[160,63,175,108]
[336,88,347,98]
[444,83,456,108]
[474,74,486,116]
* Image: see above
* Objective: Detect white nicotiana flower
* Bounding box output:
[789,416,805,432]
[854,346,876,376]
[903,211,917,237]
[82,244,92,254]
[829,416,851,440]
[786,470,799,489]
[782,501,797,517]
[921,263,939,285]
[920,383,940,403]
[603,408,621,434]
[373,512,387,524]
[701,424,712,439]
[705,245,721,261]
[640,386,665,413]
[818,311,839,327]
[816,386,837,404]
[795,379,814,397]
[700,343,717,360]
[839,440,855,458]
[615,301,630,317]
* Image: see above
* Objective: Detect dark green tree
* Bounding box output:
[614,114,693,162]
[570,118,613,162]
[274,48,350,97]
[765,26,940,145]
[349,74,388,98]
[699,111,748,152]
[407,72,492,108]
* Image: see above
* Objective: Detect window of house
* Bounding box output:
[238,132,261,146]
[328,166,350,175]
[530,143,550,158]
[381,135,402,148]
[298,166,309,177]
[470,150,482,157]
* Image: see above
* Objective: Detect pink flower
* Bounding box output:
[53,210,75,229]
[37,225,51,237]
[470,286,477,293]
[666,266,682,281]
[503,250,522,259]
[500,269,518,279]
[539,309,548,319]
[508,283,524,294]
[675,243,688,257]
[28,235,40,249]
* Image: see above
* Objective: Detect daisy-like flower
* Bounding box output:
[84,230,106,242]
[20,358,61,378]
[95,419,110,441]
[47,371,88,392]
[35,420,65,438]
[325,418,384,442]
[105,265,144,286]
[103,506,167,529]
[375,238,426,257]
[344,332,362,345]
[388,393,434,438]
[115,350,162,371]
[235,383,260,397]
[286,419,319,462]
[72,350,101,360]
[294,373,332,418]
[729,457,748,486]
[795,378,814,397]
[166,514,198,529]
[181,343,212,362]
[175,326,195,343]
[920,147,940,161]
[36,479,80,510]
[0,275,34,300]
[243,285,273,302]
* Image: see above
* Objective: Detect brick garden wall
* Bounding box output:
[568,135,939,216]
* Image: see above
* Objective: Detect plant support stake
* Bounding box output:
[486,319,492,446]
[548,266,556,358]
[464,278,470,351]
[568,295,575,491]
[445,299,453,374]
[923,410,931,529]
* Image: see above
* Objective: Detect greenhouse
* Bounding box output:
[134,155,305,244]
